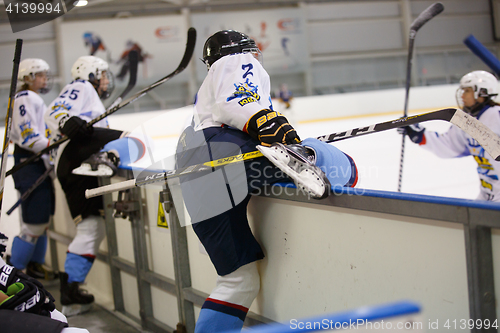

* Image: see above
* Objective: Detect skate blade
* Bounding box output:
[257,144,329,199]
[72,163,115,177]
[61,303,93,317]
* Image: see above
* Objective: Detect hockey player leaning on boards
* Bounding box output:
[175,30,358,333]
[44,55,146,316]
[9,58,57,281]
[402,70,500,202]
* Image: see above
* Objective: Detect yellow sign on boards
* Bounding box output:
[157,197,168,229]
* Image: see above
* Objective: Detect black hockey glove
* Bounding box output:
[0,232,7,258]
[1,263,49,294]
[0,281,55,317]
[245,109,301,146]
[398,124,426,144]
[0,264,55,316]
[59,116,94,139]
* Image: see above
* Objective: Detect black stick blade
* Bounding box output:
[178,27,197,72]
[410,2,444,32]
[126,50,139,91]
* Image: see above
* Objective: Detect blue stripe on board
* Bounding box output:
[117,163,500,211]
[223,300,420,333]
[272,182,500,211]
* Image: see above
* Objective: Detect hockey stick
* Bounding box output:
[86,107,500,198]
[397,2,444,192]
[6,27,196,178]
[107,50,139,110]
[4,49,140,215]
[0,39,23,221]
[6,166,53,215]
[464,34,500,76]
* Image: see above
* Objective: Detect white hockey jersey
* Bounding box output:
[44,79,109,144]
[421,105,500,201]
[11,90,49,153]
[194,52,272,131]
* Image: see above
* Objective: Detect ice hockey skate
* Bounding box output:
[26,261,58,280]
[257,143,330,199]
[72,151,119,177]
[60,272,94,316]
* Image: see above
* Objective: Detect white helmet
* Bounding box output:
[459,70,498,100]
[71,55,109,81]
[18,58,49,81]
[71,55,114,99]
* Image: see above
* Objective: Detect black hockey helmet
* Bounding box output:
[202,30,261,69]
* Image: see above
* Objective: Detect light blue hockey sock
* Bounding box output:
[195,308,245,333]
[195,297,248,333]
[302,137,357,187]
[102,137,143,166]
[30,234,47,264]
[65,252,94,283]
[10,236,36,269]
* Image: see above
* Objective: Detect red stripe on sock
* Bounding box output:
[66,251,96,259]
[206,298,249,313]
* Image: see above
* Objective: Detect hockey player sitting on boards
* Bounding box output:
[44,55,146,316]
[9,58,57,281]
[402,70,500,202]
[175,29,358,333]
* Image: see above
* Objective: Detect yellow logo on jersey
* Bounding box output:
[239,97,256,106]
[54,112,68,120]
[50,101,72,114]
[20,122,34,139]
[227,78,261,106]
[481,179,493,191]
[474,156,494,170]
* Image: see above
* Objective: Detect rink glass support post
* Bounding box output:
[464,209,498,332]
[124,169,156,330]
[102,171,179,332]
[48,215,59,274]
[98,177,125,312]
[160,185,196,333]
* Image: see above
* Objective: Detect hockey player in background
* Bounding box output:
[115,40,150,81]
[403,70,500,202]
[175,30,357,333]
[82,32,106,57]
[278,83,293,109]
[44,55,145,316]
[9,58,57,281]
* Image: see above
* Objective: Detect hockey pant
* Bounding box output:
[11,149,55,270]
[64,215,106,283]
[174,126,289,276]
[195,262,259,333]
[57,128,123,220]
